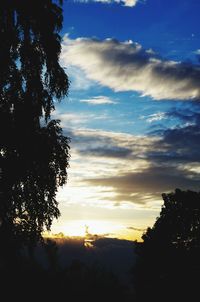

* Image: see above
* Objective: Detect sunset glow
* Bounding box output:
[63,220,124,237]
[2,2,200,301]
[49,218,147,241]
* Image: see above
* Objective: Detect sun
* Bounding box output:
[49,219,143,241]
[60,220,123,238]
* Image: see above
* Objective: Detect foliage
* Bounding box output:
[142,188,200,249]
[134,189,200,301]
[0,0,70,255]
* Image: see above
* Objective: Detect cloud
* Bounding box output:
[80,96,118,105]
[66,128,157,163]
[150,107,200,163]
[61,36,200,100]
[141,112,167,123]
[83,165,200,205]
[162,125,200,161]
[52,110,109,129]
[56,128,160,208]
[80,146,132,158]
[63,112,200,208]
[53,103,200,210]
[66,65,94,91]
[194,49,200,55]
[165,106,200,125]
[76,0,140,8]
[127,226,146,232]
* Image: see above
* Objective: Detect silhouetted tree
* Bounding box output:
[134,189,200,302]
[0,0,70,262]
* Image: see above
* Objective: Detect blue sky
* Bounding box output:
[50,0,200,240]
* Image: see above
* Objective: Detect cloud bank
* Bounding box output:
[63,119,200,208]
[61,37,200,101]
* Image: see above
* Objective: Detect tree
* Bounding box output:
[134,189,200,302]
[0,0,70,260]
[142,189,200,249]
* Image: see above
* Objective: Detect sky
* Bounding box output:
[50,0,200,241]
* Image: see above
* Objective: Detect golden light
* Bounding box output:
[60,220,124,238]
[49,217,147,241]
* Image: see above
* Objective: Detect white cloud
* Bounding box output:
[52,110,109,129]
[80,96,118,105]
[66,65,95,91]
[122,0,138,7]
[76,0,139,8]
[61,36,200,101]
[141,112,166,123]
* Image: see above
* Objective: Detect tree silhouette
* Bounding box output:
[134,189,200,302]
[0,0,70,261]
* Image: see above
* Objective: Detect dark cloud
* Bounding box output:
[67,123,200,164]
[78,146,133,159]
[83,165,200,205]
[163,125,200,159]
[166,106,200,124]
[64,129,140,159]
[151,108,200,163]
[127,226,146,232]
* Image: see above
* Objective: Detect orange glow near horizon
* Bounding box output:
[47,219,144,242]
[60,220,123,237]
